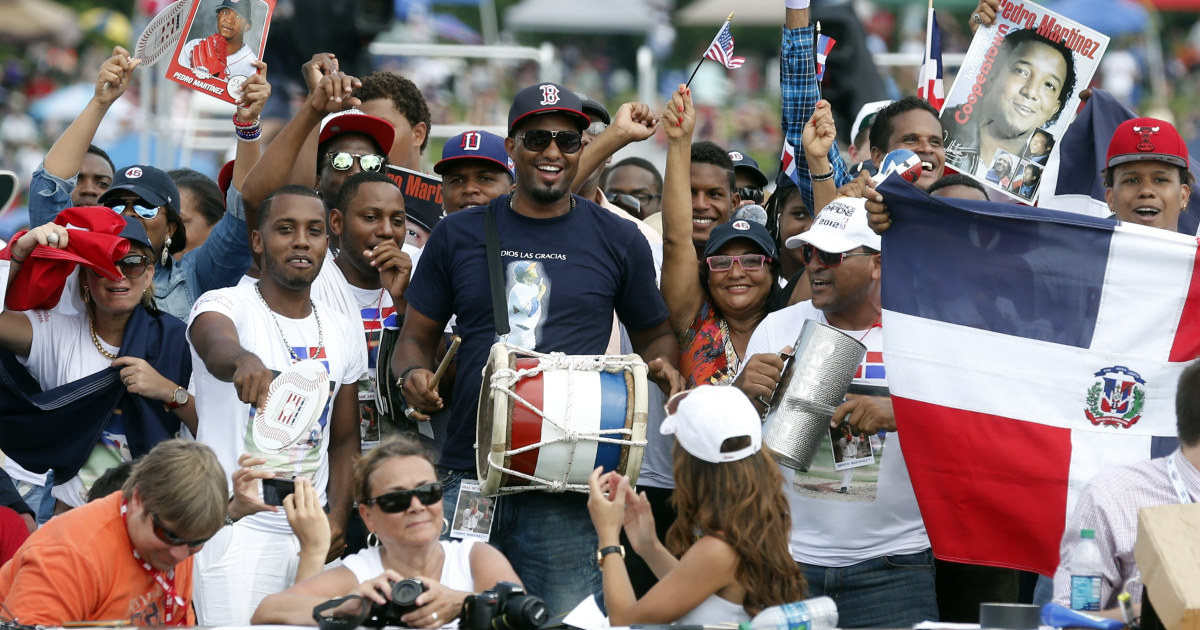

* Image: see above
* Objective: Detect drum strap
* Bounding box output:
[485,204,510,337]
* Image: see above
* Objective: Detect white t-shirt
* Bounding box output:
[10,310,128,506]
[341,539,476,628]
[310,250,398,450]
[743,300,929,566]
[188,282,366,534]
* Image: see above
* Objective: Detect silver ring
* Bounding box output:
[404,406,417,418]
[972,12,982,24]
[47,232,59,244]
[432,613,439,621]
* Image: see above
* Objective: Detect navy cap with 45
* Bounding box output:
[100,165,179,213]
[508,83,590,136]
[703,219,778,261]
[435,130,514,178]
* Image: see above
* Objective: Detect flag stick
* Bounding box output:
[814,20,822,99]
[686,12,735,89]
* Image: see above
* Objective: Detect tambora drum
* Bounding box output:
[476,343,649,496]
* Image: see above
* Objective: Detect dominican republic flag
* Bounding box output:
[1038,88,1200,236]
[877,175,1199,576]
[815,34,836,81]
[704,20,746,70]
[780,139,800,187]
[917,6,944,110]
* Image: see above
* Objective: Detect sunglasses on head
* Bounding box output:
[736,187,765,204]
[706,253,770,272]
[150,510,214,549]
[117,254,151,278]
[366,482,443,513]
[104,198,160,220]
[799,244,876,268]
[516,130,583,154]
[326,152,386,173]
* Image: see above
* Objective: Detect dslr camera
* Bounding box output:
[365,577,428,627]
[460,582,548,630]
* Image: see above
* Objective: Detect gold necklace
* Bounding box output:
[89,317,119,360]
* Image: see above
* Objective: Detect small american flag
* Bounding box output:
[815,34,836,81]
[917,6,945,110]
[704,20,746,70]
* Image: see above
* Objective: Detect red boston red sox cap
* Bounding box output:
[1106,117,1189,170]
[507,83,590,136]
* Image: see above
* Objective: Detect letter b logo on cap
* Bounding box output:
[540,85,560,106]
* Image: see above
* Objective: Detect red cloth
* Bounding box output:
[0,207,130,311]
[0,506,29,567]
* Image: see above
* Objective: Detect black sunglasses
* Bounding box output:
[325,152,386,172]
[366,482,444,513]
[150,510,215,549]
[517,130,583,154]
[117,254,152,279]
[736,187,765,204]
[800,244,876,268]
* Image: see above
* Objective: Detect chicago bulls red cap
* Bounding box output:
[507,83,590,136]
[1106,117,1188,170]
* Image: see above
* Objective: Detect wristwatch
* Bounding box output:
[596,545,625,565]
[167,386,190,409]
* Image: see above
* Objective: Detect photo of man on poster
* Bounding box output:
[942,28,1078,177]
[177,0,260,83]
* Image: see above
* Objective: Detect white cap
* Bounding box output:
[660,386,762,464]
[850,100,893,145]
[786,196,882,254]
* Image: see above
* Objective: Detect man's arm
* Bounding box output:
[188,311,274,410]
[392,307,449,420]
[324,384,358,561]
[628,320,684,398]
[242,67,362,243]
[658,86,705,335]
[570,102,658,194]
[781,4,851,215]
[30,47,138,225]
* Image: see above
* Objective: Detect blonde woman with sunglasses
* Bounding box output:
[0,217,197,512]
[253,436,521,627]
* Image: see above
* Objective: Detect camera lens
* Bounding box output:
[391,578,425,606]
[499,595,549,630]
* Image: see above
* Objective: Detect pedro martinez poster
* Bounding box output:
[166,0,274,104]
[939,0,1108,203]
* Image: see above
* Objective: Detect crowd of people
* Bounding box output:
[0,0,1199,625]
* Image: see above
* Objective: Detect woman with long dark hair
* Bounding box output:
[587,385,806,624]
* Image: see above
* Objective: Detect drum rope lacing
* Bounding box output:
[486,346,649,493]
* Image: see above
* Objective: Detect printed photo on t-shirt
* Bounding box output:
[450,480,495,542]
[504,260,550,351]
[792,427,886,502]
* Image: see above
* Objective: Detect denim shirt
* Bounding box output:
[27,164,251,320]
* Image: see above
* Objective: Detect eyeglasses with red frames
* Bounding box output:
[706,254,771,272]
[799,244,876,268]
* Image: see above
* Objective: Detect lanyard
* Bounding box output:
[120,499,187,625]
[1166,451,1194,505]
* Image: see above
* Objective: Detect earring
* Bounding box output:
[160,235,172,266]
[366,531,379,548]
[83,285,91,304]
[442,518,449,535]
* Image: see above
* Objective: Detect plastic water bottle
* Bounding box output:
[1069,528,1103,611]
[739,596,838,630]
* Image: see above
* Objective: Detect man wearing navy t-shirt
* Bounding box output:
[393,83,683,615]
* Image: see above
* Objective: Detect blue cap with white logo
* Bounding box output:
[435,130,514,178]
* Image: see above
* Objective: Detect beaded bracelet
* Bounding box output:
[235,125,262,142]
[232,113,260,128]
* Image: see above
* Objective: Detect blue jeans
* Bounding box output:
[12,470,55,525]
[802,549,939,628]
[439,472,601,620]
